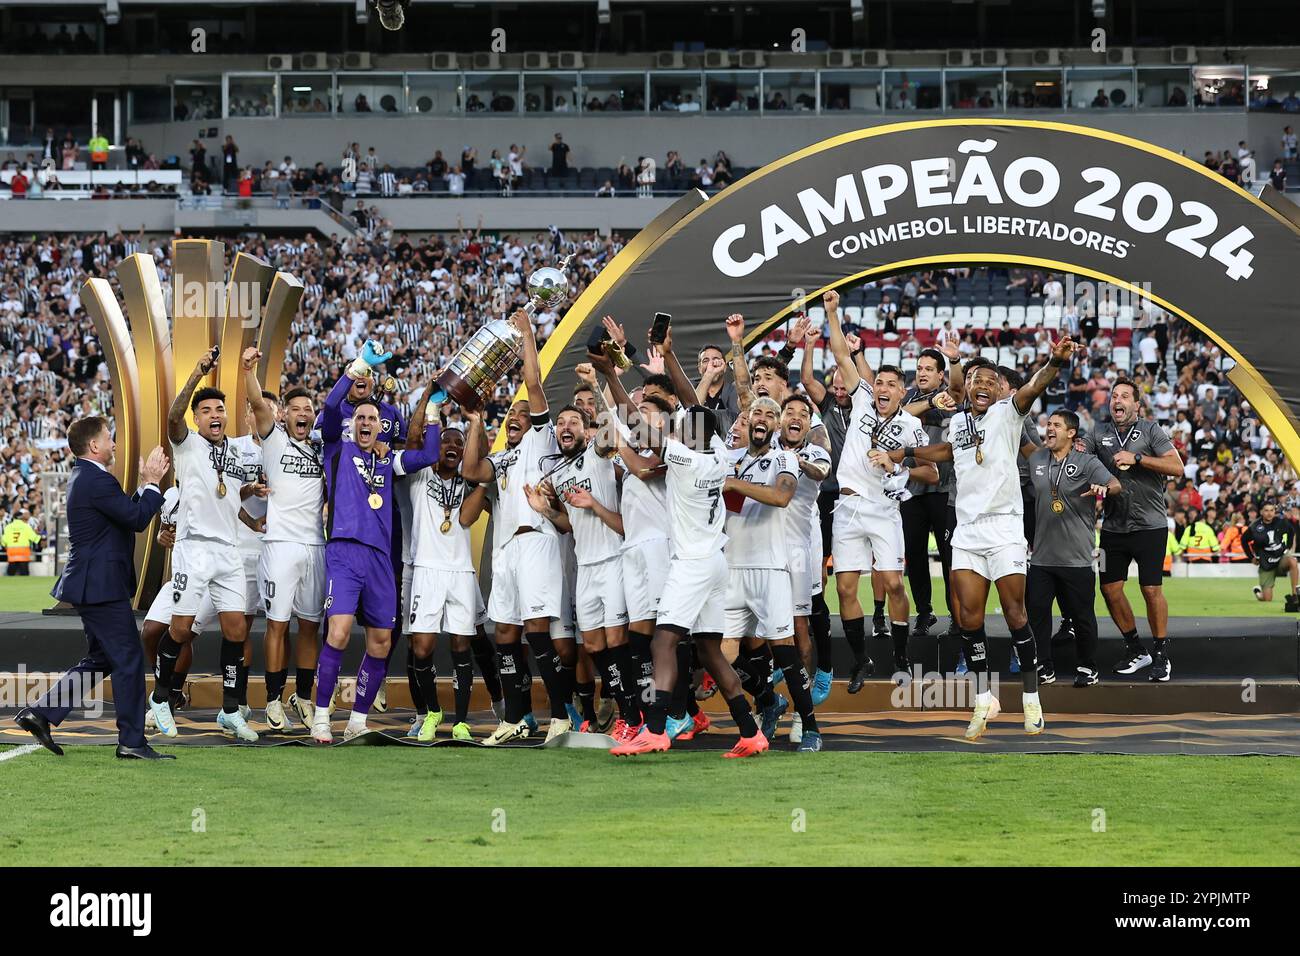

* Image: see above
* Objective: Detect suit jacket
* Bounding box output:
[53,459,163,606]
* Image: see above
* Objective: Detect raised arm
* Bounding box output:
[723,313,754,414]
[241,347,275,440]
[168,345,219,444]
[321,339,394,442]
[458,408,494,484]
[513,308,547,417]
[459,482,489,527]
[405,377,440,438]
[1014,335,1077,416]
[796,317,827,407]
[823,289,865,393]
[658,325,699,409]
[394,419,442,475]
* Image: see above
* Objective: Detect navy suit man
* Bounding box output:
[15,416,173,759]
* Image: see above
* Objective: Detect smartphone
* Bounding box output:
[649,312,672,345]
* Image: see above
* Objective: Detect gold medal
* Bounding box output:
[1051,498,1065,514]
[1116,462,1132,471]
[368,492,383,510]
[974,447,984,466]
[440,518,453,534]
[217,481,226,498]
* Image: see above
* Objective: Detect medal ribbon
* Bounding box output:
[1049,451,1070,505]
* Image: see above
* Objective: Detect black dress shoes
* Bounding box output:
[115,744,176,760]
[14,709,63,756]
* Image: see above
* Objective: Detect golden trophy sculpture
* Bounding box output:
[77,240,303,609]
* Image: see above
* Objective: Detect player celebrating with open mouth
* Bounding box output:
[312,340,443,743]
[887,335,1080,740]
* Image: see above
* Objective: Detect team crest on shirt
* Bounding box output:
[381,419,393,433]
[1065,463,1080,478]
[759,458,771,471]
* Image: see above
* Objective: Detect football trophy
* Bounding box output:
[430,256,574,410]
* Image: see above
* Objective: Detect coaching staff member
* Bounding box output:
[1080,378,1183,682]
[14,416,172,759]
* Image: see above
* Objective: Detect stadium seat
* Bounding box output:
[1043,310,1061,331]
[842,305,863,328]
[861,306,876,326]
[866,347,883,368]
[989,305,1008,325]
[1026,304,1044,325]
[1099,312,1117,331]
[882,347,901,366]
[1008,305,1026,325]
[806,306,826,331]
[980,347,998,363]
[972,305,990,324]
[1117,309,1133,330]
[917,304,935,322]
[914,311,933,332]
[902,356,918,373]
[895,315,914,334]
[935,304,954,319]
[954,305,972,325]
[998,346,1016,367]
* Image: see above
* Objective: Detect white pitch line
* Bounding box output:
[0,744,42,763]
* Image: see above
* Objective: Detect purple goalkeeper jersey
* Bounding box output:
[317,372,408,462]
[321,377,439,552]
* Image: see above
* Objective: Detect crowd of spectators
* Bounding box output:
[0,221,622,557]
[1,233,1296,571]
[772,267,1300,561]
[182,135,747,201]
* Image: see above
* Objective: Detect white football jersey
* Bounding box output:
[550,445,623,566]
[724,446,798,570]
[490,417,560,540]
[663,437,728,561]
[160,486,181,525]
[486,446,518,556]
[618,452,669,549]
[949,397,1029,526]
[230,434,265,556]
[170,430,246,544]
[778,439,831,552]
[835,381,929,509]
[410,468,474,571]
[260,426,326,546]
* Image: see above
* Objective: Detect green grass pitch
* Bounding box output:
[0,747,1297,866]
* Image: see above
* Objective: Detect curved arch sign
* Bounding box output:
[539,119,1300,464]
